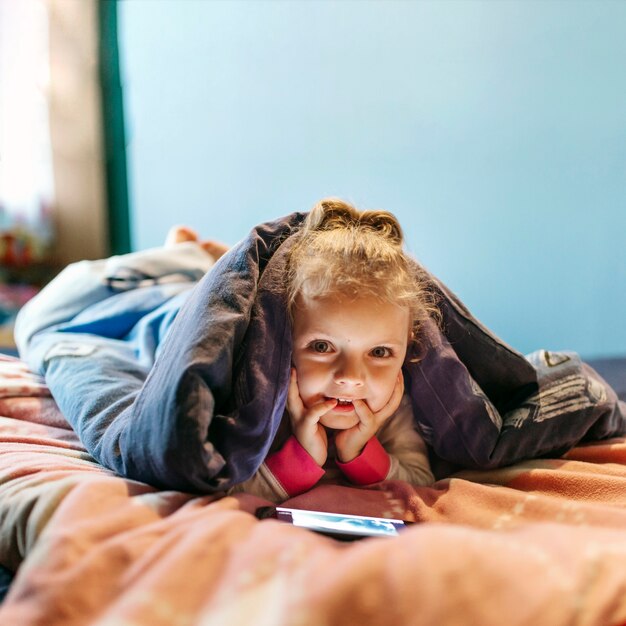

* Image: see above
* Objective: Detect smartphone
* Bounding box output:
[256,506,410,540]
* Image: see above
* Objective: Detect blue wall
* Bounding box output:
[118,0,626,358]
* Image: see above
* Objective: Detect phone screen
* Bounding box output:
[271,507,408,539]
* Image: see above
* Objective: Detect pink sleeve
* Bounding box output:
[265,435,326,497]
[336,437,391,485]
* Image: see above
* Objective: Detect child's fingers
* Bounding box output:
[393,372,405,402]
[303,398,338,425]
[287,368,336,427]
[286,369,304,417]
[352,399,374,425]
[354,372,404,426]
[376,372,404,421]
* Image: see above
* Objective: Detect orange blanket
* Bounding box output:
[1,355,625,626]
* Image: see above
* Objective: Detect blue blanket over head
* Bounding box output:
[15,213,626,492]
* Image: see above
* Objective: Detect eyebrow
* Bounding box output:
[296,331,406,346]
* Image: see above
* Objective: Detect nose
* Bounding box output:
[333,356,364,387]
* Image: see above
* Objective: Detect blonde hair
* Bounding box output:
[286,198,438,339]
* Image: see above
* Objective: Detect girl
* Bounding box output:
[226,198,437,502]
[14,198,438,501]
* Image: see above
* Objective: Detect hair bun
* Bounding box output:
[307,197,404,245]
[358,211,404,245]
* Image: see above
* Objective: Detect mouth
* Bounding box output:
[326,397,357,412]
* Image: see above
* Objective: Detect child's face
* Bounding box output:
[291,294,410,430]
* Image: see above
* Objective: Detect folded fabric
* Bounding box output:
[14,212,626,492]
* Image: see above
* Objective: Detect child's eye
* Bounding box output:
[310,340,332,353]
[370,346,392,358]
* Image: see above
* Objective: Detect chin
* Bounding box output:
[319,413,360,430]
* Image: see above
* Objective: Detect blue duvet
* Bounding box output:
[15,213,626,492]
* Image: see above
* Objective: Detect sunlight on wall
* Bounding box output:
[0,0,54,234]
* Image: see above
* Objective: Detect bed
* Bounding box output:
[2,213,626,625]
[0,353,626,625]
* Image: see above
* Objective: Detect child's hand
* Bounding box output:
[335,372,404,463]
[287,369,337,466]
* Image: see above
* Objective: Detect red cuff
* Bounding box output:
[336,437,390,485]
[265,436,325,496]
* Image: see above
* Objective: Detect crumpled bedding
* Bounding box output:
[14,212,626,493]
[1,355,626,626]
